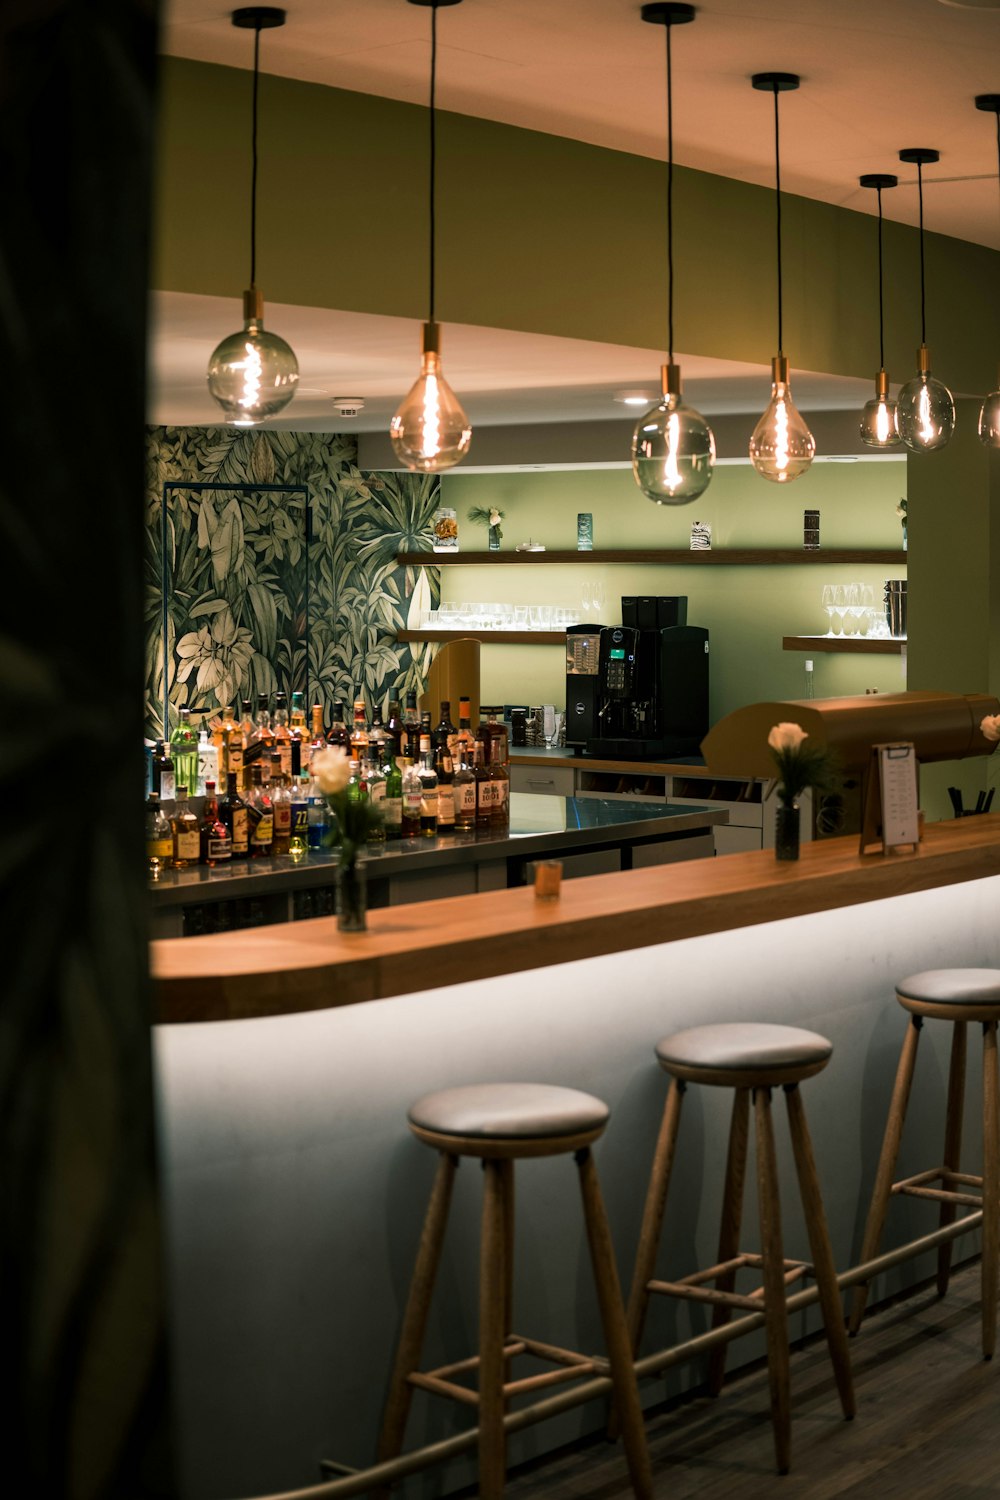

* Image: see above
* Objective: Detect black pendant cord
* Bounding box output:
[876,183,886,370]
[771,84,783,356]
[665,22,674,363]
[428,1,438,326]
[250,21,260,290]
[916,158,926,346]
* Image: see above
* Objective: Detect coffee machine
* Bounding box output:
[565,605,709,759]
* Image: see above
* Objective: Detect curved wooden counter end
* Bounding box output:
[152,816,1000,1024]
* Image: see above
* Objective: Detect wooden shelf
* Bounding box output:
[398,629,566,645]
[397,549,908,567]
[783,635,906,655]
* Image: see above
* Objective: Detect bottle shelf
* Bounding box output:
[397,629,566,645]
[782,635,906,655]
[396,549,908,567]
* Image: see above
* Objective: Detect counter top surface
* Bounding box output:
[509,747,725,776]
[149,793,726,906]
[152,814,1000,1026]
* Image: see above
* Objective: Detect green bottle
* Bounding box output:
[169,707,198,802]
[383,753,403,840]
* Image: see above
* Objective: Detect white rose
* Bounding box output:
[312,745,352,794]
[981,714,1000,743]
[768,722,808,753]
[489,509,502,526]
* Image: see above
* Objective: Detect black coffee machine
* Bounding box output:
[565,598,709,759]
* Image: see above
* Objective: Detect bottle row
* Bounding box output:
[146,693,511,876]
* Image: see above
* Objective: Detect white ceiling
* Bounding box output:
[155,0,1000,436]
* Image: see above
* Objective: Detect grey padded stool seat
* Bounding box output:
[849,969,1000,1358]
[621,1023,854,1476]
[375,1082,653,1500]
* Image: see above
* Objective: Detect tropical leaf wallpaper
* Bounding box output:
[144,427,440,741]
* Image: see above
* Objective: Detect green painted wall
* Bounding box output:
[155,58,1000,392]
[439,462,907,719]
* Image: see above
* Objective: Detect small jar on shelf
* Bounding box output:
[432,507,459,552]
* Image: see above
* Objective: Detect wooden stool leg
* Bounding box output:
[982,1020,999,1360]
[499,1159,516,1413]
[784,1084,856,1420]
[623,1079,686,1356]
[849,1015,923,1335]
[707,1086,750,1397]
[755,1085,792,1475]
[376,1153,458,1482]
[479,1159,509,1500]
[937,1021,967,1297]
[577,1147,654,1500]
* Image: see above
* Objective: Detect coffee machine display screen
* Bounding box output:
[609,648,625,660]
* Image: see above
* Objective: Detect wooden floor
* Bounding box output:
[496,1261,1000,1499]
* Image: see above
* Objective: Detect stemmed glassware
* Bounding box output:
[822,584,845,636]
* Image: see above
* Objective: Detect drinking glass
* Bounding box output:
[590,581,607,619]
[821,584,839,636]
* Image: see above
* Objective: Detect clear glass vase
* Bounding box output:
[775,801,801,862]
[335,860,368,932]
[488,524,501,551]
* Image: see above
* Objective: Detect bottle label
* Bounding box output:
[207,837,231,860]
[291,803,309,838]
[147,836,172,859]
[384,795,403,827]
[279,745,292,777]
[446,733,459,758]
[420,790,438,819]
[494,781,508,808]
[227,743,244,773]
[456,781,476,814]
[478,780,495,810]
[437,786,455,826]
[404,790,422,816]
[369,780,386,804]
[252,815,273,846]
[160,772,176,802]
[273,802,292,834]
[175,828,199,860]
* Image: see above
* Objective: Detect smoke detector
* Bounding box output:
[332,397,365,418]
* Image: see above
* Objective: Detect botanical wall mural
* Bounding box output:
[144,426,440,741]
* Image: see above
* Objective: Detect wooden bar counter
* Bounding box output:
[152,815,1000,1024]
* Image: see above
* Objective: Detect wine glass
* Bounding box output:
[821,584,839,636]
[590,581,607,621]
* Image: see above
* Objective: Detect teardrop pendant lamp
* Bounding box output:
[858,173,902,448]
[630,3,716,506]
[894,148,955,452]
[749,73,815,483]
[390,0,472,472]
[207,7,299,426]
[975,94,1000,448]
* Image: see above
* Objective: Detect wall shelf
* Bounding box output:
[397,629,566,645]
[397,549,908,567]
[783,635,906,655]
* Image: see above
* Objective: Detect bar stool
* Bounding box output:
[375,1082,653,1500]
[849,968,1000,1357]
[622,1022,855,1475]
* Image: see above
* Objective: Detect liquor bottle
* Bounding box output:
[433,700,457,758]
[199,781,232,866]
[290,772,310,855]
[473,740,493,831]
[309,703,326,767]
[453,745,476,834]
[361,755,386,844]
[248,766,274,858]
[434,733,455,832]
[385,700,403,768]
[349,698,369,763]
[383,751,403,840]
[145,791,173,877]
[272,691,293,780]
[455,696,475,760]
[420,710,433,741]
[479,704,510,768]
[401,758,422,839]
[307,771,330,851]
[488,730,510,828]
[417,733,438,837]
[218,705,244,786]
[170,785,200,869]
[400,690,420,766]
[270,752,292,855]
[196,726,219,797]
[326,700,350,750]
[152,741,175,805]
[251,693,273,754]
[289,691,306,775]
[290,735,302,781]
[221,772,249,859]
[240,699,255,789]
[169,708,198,803]
[369,705,388,762]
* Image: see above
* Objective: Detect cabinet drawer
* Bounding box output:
[509,766,576,797]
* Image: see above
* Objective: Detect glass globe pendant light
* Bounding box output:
[390,0,471,472]
[631,4,715,506]
[749,74,815,483]
[894,148,955,452]
[974,95,1000,448]
[207,8,299,425]
[858,174,902,448]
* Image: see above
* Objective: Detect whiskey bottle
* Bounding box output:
[455,696,475,760]
[473,740,493,831]
[349,698,369,763]
[272,691,293,780]
[369,706,388,762]
[400,691,420,766]
[385,700,403,768]
[219,705,244,786]
[401,758,422,839]
[453,746,476,834]
[199,781,232,866]
[433,701,457,758]
[269,753,292,855]
[152,741,175,805]
[221,772,249,859]
[417,735,438,836]
[309,703,326,767]
[326,700,350,750]
[434,734,455,832]
[145,791,173,877]
[488,732,510,828]
[169,708,198,803]
[248,766,274,858]
[240,699,255,789]
[170,785,200,869]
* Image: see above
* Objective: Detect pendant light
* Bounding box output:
[858,174,902,448]
[894,148,955,452]
[390,0,472,472]
[975,95,1000,447]
[207,8,299,426]
[749,74,815,483]
[631,3,715,506]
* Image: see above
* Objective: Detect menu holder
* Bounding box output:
[859,741,920,855]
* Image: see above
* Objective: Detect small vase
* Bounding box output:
[775,801,800,862]
[488,524,501,552]
[335,860,367,932]
[901,523,907,552]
